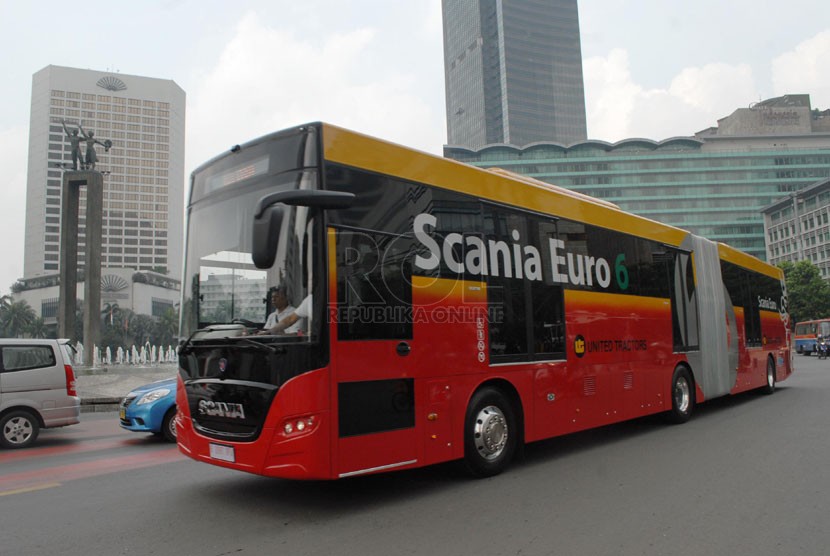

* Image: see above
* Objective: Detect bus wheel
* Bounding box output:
[666,366,695,424]
[463,387,518,478]
[760,358,776,395]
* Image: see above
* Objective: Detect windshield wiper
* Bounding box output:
[178,329,285,355]
[177,330,200,356]
[235,337,284,354]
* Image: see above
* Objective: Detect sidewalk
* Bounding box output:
[75,364,178,412]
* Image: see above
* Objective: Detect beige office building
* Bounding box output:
[24,65,185,283]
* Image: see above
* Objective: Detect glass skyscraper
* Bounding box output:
[442,0,587,149]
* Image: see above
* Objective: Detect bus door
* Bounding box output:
[330,228,420,478]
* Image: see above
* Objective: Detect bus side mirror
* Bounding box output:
[251,190,355,270]
[252,205,284,269]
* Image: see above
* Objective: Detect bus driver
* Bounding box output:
[260,288,299,335]
[261,294,312,335]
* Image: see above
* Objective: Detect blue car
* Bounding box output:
[119,377,177,442]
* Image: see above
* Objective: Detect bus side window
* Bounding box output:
[484,207,566,362]
[335,229,413,341]
[531,219,565,358]
[485,208,530,359]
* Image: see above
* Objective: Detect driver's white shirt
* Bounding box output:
[295,295,312,319]
[264,304,298,334]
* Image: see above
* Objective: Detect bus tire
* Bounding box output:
[463,386,518,478]
[760,357,776,395]
[666,366,695,424]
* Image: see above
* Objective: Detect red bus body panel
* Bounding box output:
[177,281,792,479]
[177,368,333,479]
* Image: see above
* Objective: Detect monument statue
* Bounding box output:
[78,124,112,171]
[61,120,83,170]
[61,119,112,171]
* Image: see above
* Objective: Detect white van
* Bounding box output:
[0,339,81,448]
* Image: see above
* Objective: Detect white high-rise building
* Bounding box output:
[24,65,185,282]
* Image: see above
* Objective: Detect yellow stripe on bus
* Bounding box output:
[718,243,784,280]
[565,289,670,312]
[321,124,689,248]
[411,275,487,303]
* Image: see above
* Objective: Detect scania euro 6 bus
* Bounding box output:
[175,123,792,479]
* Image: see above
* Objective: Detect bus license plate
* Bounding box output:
[209,443,235,463]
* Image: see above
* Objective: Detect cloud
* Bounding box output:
[186,11,444,175]
[0,125,28,294]
[583,49,643,140]
[584,49,759,141]
[772,30,830,109]
[668,63,756,112]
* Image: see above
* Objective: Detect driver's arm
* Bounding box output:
[262,312,299,335]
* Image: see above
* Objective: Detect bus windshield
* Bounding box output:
[180,170,319,341]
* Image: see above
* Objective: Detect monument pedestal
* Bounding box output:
[57,171,103,367]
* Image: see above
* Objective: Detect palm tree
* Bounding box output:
[0,294,11,336]
[119,308,136,346]
[1,300,37,338]
[128,314,156,347]
[151,307,179,346]
[26,317,50,339]
[101,302,121,326]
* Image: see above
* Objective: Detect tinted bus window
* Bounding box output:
[336,230,414,341]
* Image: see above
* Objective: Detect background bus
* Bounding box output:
[175,122,792,479]
[793,319,830,355]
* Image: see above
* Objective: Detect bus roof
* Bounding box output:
[718,242,784,280]
[193,122,782,281]
[320,122,783,280]
[484,167,622,211]
[320,122,691,247]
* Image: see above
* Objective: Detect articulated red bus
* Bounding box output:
[175,123,792,479]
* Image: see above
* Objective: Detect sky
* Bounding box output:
[1,0,829,297]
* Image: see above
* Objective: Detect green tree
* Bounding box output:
[100,322,127,354]
[1,300,37,338]
[25,317,50,339]
[779,260,830,326]
[101,302,121,327]
[151,307,179,347]
[0,294,11,336]
[119,308,136,346]
[207,300,233,323]
[129,314,156,347]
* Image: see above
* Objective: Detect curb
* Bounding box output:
[81,397,121,413]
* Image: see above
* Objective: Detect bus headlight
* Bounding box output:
[283,415,316,436]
